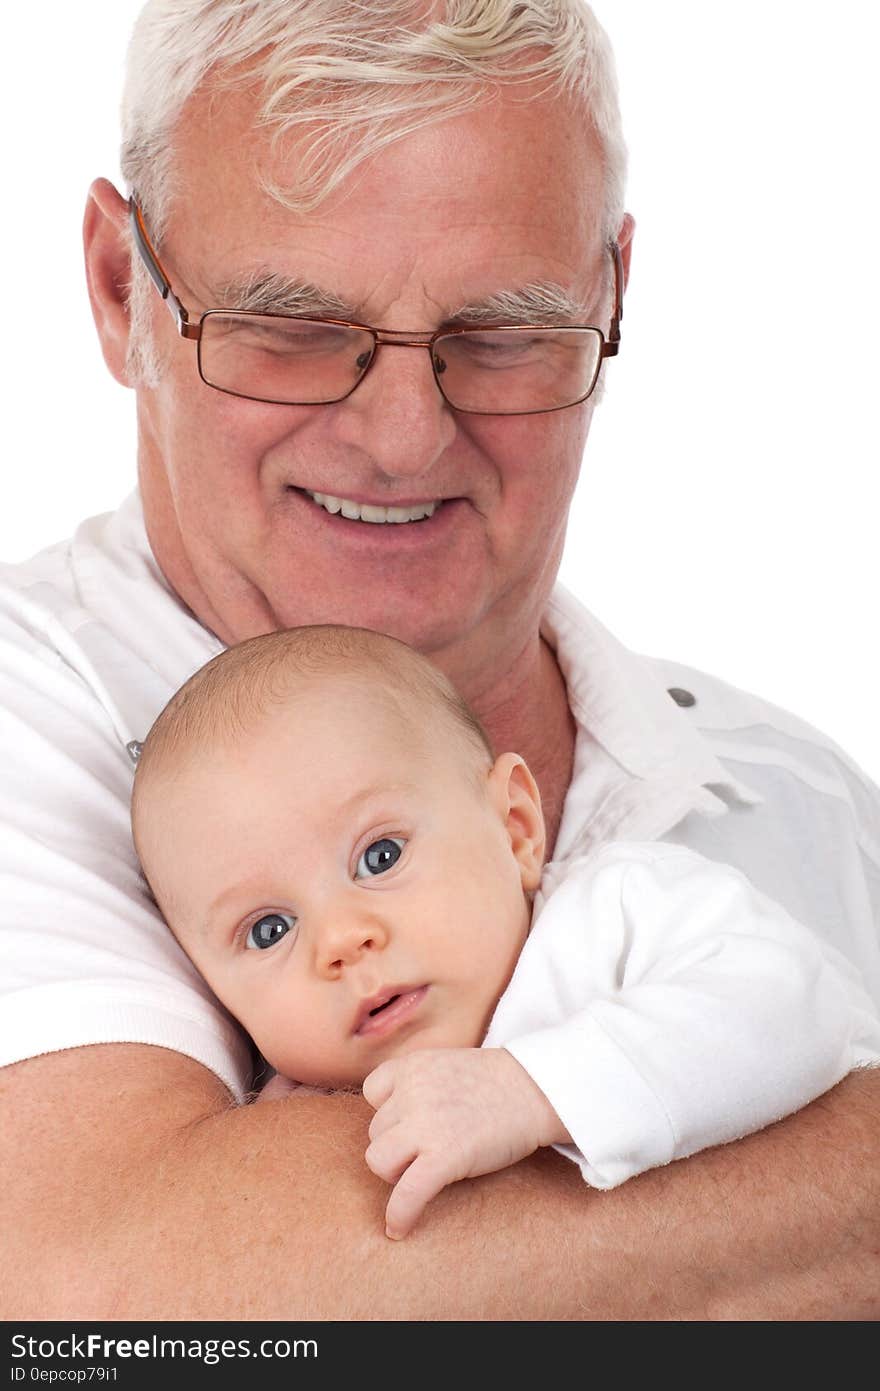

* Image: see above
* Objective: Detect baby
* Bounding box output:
[131,625,879,1239]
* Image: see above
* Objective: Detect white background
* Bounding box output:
[2,2,878,777]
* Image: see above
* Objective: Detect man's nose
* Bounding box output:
[314,908,390,979]
[330,341,457,481]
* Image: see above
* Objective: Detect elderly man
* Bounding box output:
[1,0,878,1320]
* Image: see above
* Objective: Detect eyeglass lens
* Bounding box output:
[434,327,603,413]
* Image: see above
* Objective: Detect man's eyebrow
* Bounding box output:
[210,271,597,327]
[444,282,594,327]
[211,270,361,319]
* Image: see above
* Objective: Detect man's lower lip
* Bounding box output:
[356,986,429,1037]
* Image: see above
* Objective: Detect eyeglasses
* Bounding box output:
[129,197,622,416]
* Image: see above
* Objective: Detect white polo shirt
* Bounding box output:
[1,491,878,1100]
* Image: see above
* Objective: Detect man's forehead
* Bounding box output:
[176,70,604,190]
[169,80,607,316]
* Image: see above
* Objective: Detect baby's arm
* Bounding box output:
[487,843,880,1189]
[362,1046,568,1238]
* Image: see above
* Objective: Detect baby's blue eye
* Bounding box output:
[355,837,405,878]
[245,912,296,950]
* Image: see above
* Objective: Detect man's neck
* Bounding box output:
[460,633,576,859]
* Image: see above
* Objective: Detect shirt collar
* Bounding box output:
[541,585,762,871]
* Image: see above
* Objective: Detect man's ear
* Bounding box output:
[488,753,546,894]
[83,178,136,387]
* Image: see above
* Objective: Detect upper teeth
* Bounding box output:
[306,491,439,524]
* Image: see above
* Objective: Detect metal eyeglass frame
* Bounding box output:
[128,196,623,416]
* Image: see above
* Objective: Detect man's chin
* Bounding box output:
[266,592,480,656]
[256,490,489,642]
[256,552,489,653]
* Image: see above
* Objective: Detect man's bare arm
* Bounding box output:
[2,1044,877,1320]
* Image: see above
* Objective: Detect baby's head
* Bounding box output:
[132,625,545,1087]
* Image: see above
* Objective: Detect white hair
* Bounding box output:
[121,0,627,385]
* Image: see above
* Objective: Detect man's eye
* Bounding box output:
[457,334,540,363]
[354,838,406,878]
[245,912,297,950]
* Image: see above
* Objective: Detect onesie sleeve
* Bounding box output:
[482,843,880,1188]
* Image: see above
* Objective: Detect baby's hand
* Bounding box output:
[362,1047,566,1239]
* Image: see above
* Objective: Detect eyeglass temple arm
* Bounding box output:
[128,198,199,340]
[602,240,624,359]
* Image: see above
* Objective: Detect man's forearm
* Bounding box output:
[2,1045,878,1320]
[596,1067,880,1321]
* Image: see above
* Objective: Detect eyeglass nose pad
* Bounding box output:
[434,354,447,376]
[355,349,373,372]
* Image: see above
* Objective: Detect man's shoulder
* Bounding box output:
[642,653,841,748]
[643,652,876,789]
[645,653,880,897]
[0,496,221,747]
[0,526,92,700]
[0,499,138,644]
[0,536,78,636]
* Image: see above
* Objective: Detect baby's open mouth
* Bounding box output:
[369,994,400,1016]
[355,986,428,1036]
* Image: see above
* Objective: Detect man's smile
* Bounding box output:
[304,489,441,524]
[284,486,466,545]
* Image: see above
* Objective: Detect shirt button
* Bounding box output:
[668,687,696,708]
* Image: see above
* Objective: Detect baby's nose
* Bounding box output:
[315,910,390,977]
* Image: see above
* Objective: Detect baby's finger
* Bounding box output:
[362,1060,397,1111]
[364,1126,417,1186]
[367,1099,401,1143]
[384,1154,452,1241]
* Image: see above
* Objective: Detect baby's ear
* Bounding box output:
[489,753,546,893]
